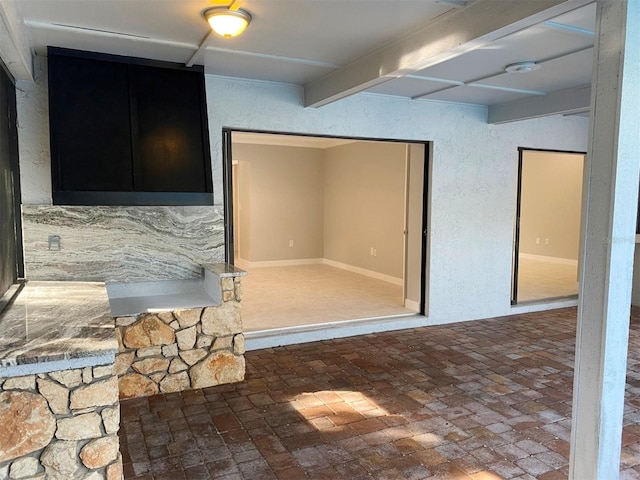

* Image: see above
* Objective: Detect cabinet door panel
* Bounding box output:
[131,65,208,192]
[49,55,133,191]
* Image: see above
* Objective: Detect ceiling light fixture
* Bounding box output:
[203,6,252,38]
[505,61,541,74]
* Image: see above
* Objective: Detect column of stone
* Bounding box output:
[0,365,122,480]
[114,275,246,399]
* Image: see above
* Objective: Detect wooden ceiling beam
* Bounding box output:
[488,84,591,124]
[0,0,34,81]
[303,0,594,108]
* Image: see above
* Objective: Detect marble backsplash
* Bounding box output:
[22,205,225,282]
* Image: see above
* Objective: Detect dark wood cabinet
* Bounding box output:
[49,55,133,193]
[131,65,209,193]
[48,47,213,205]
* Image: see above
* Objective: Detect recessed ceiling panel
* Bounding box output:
[220,1,453,65]
[365,76,459,99]
[548,3,596,32]
[14,0,598,112]
[423,85,532,106]
[412,23,593,84]
[201,50,335,85]
[17,0,208,46]
[477,48,593,93]
[17,0,453,69]
[29,28,195,65]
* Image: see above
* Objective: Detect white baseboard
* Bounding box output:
[519,253,578,266]
[236,258,324,268]
[404,299,420,311]
[322,259,403,286]
[237,257,404,286]
[234,258,251,270]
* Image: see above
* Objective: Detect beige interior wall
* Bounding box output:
[519,150,585,260]
[236,161,251,261]
[232,143,324,262]
[323,142,406,279]
[405,144,425,306]
[633,246,640,306]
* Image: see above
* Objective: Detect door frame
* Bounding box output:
[511,146,587,305]
[222,127,431,315]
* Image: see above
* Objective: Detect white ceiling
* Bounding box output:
[13,0,597,120]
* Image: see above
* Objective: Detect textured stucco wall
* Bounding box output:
[203,75,589,323]
[15,55,591,322]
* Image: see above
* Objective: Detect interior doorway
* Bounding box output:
[512,148,586,304]
[223,129,429,332]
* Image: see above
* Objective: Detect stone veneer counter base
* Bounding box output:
[0,281,121,479]
[113,265,247,399]
[0,264,247,479]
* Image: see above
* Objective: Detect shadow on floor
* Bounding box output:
[119,307,640,479]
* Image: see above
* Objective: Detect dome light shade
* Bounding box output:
[204,7,251,38]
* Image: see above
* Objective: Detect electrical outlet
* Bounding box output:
[289,240,294,247]
[535,237,540,245]
[48,235,61,251]
[545,238,550,245]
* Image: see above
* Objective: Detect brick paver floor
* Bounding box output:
[119,307,640,479]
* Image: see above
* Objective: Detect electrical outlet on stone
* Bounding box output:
[48,235,61,251]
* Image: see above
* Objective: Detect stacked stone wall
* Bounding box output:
[115,276,245,399]
[0,366,122,480]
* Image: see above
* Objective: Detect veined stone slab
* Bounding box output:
[22,205,225,282]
